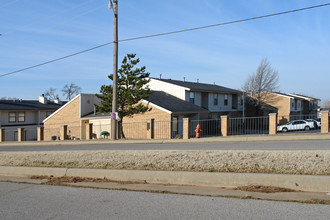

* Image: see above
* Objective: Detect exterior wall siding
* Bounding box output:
[148,79,187,100]
[262,93,291,123]
[90,118,111,139]
[44,96,81,141]
[122,101,172,139]
[80,94,101,117]
[0,110,55,141]
[194,92,202,106]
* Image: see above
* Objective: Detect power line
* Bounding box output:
[0,42,113,78]
[119,2,330,42]
[0,0,19,9]
[1,2,330,78]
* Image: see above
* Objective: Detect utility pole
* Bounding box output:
[109,0,118,140]
[243,91,245,119]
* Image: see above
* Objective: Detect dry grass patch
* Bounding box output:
[31,175,146,185]
[235,185,298,193]
[1,150,329,175]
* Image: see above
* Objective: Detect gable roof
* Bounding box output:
[145,91,209,114]
[81,91,209,118]
[151,78,241,94]
[270,92,304,100]
[288,93,320,101]
[43,94,81,123]
[0,100,64,111]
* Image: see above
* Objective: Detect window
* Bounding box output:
[213,93,218,105]
[46,111,53,117]
[189,92,195,104]
[9,112,16,123]
[18,112,25,122]
[224,94,228,106]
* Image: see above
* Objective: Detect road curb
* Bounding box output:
[0,166,329,192]
[0,166,67,177]
[0,133,330,147]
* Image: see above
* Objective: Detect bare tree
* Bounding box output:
[44,88,59,100]
[321,99,330,108]
[242,58,279,114]
[62,83,81,100]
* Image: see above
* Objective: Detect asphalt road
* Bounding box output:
[1,140,330,151]
[0,182,329,220]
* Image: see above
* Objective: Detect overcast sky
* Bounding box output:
[1,0,329,104]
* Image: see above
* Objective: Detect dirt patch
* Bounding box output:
[30,175,148,185]
[235,185,298,193]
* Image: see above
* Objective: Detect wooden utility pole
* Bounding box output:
[110,0,118,140]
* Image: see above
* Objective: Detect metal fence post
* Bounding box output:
[147,119,154,139]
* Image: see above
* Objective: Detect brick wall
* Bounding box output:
[263,93,290,124]
[121,101,172,139]
[44,96,81,141]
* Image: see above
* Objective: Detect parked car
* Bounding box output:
[305,119,321,129]
[277,120,315,132]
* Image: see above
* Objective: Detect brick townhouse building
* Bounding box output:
[42,78,243,140]
[247,92,319,123]
[43,92,209,140]
[0,96,64,141]
[148,77,244,119]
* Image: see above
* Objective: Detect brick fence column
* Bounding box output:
[146,119,154,139]
[17,128,25,142]
[85,123,93,140]
[37,127,44,141]
[60,125,68,140]
[321,111,329,134]
[269,113,277,135]
[221,115,228,137]
[0,129,4,142]
[183,118,190,139]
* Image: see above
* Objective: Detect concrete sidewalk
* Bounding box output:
[1,133,330,147]
[1,175,330,204]
[1,166,330,192]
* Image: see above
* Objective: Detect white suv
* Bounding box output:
[277,120,315,132]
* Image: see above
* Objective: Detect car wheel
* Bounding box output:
[282,127,288,132]
[304,126,310,131]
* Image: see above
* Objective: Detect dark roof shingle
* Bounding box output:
[145,91,209,114]
[0,100,65,111]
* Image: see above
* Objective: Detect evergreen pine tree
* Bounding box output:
[95,53,152,137]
